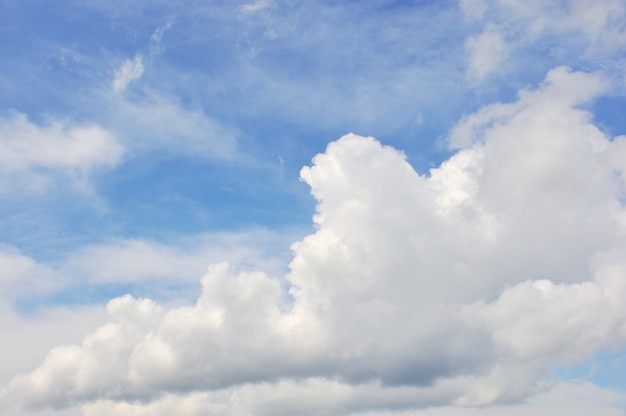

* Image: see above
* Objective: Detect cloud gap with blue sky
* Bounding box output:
[1,1,626,415]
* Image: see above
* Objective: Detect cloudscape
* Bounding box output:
[1,1,626,415]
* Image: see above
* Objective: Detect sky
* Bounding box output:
[1,0,626,415]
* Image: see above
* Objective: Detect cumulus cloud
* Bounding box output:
[112,55,144,92]
[0,112,123,192]
[2,67,626,414]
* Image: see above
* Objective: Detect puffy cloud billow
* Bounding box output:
[2,67,626,415]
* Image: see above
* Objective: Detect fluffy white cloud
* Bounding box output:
[2,67,626,414]
[0,112,123,193]
[112,55,144,92]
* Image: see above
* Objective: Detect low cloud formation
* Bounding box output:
[2,67,626,414]
[0,112,123,193]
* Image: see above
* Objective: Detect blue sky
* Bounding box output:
[2,1,626,415]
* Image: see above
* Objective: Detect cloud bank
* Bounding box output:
[2,67,626,415]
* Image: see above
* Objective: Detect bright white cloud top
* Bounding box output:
[1,1,626,415]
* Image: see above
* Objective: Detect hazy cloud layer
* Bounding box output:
[2,68,626,414]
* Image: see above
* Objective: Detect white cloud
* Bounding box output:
[0,229,294,307]
[150,23,172,58]
[60,230,293,287]
[112,55,144,92]
[0,112,123,193]
[110,95,238,160]
[2,68,626,414]
[0,246,64,302]
[459,0,487,22]
[465,24,509,84]
[461,0,626,82]
[105,53,239,161]
[449,66,608,148]
[0,302,109,388]
[239,0,273,15]
[229,1,466,134]
[78,381,626,416]
[504,0,626,47]
[566,0,626,49]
